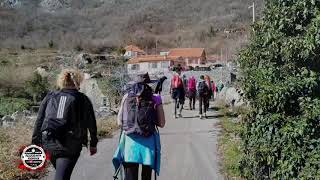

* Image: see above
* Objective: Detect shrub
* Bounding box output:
[116,46,126,56]
[239,0,320,178]
[97,68,129,108]
[96,116,119,139]
[0,122,46,180]
[0,97,31,116]
[48,40,54,48]
[74,44,83,52]
[25,72,49,103]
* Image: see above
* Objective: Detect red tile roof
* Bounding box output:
[168,48,205,58]
[125,45,145,53]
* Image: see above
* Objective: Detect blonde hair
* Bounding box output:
[56,69,84,90]
[204,75,211,81]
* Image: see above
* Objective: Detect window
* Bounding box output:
[161,61,169,68]
[102,97,107,106]
[151,62,158,68]
[131,64,140,70]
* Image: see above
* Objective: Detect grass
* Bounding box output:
[0,116,119,180]
[97,116,119,139]
[217,105,244,179]
[0,122,46,180]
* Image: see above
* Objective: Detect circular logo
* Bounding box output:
[20,145,46,170]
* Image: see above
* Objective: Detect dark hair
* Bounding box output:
[134,72,151,83]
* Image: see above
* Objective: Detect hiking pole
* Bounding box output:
[113,165,122,180]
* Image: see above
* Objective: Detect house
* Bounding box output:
[124,45,146,58]
[207,55,223,64]
[127,55,185,74]
[168,48,207,67]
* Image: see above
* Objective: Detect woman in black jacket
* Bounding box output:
[32,69,98,180]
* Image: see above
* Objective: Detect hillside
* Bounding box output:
[0,0,264,54]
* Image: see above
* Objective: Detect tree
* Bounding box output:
[48,40,54,48]
[239,0,320,178]
[116,46,126,56]
[97,67,129,108]
[25,72,49,104]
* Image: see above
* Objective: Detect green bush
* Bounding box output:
[48,40,54,48]
[0,97,31,116]
[239,0,320,179]
[25,72,49,103]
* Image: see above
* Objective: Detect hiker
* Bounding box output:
[181,74,188,109]
[113,73,166,180]
[211,80,217,100]
[169,65,185,118]
[204,75,213,110]
[32,69,98,180]
[197,75,210,119]
[217,80,225,92]
[154,76,167,95]
[187,76,197,110]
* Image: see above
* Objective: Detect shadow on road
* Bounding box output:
[206,114,225,119]
[181,114,225,119]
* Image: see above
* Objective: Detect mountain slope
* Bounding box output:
[0,0,264,53]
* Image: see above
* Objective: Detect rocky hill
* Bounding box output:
[0,0,264,54]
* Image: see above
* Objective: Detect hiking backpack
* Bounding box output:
[188,78,196,91]
[122,83,157,137]
[41,91,82,138]
[171,75,183,89]
[198,81,209,96]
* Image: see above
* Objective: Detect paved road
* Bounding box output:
[45,102,223,180]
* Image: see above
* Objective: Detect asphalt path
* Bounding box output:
[44,101,223,180]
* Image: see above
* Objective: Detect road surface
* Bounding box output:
[45,102,223,180]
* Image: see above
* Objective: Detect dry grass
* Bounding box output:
[0,116,119,180]
[0,121,46,180]
[96,116,119,139]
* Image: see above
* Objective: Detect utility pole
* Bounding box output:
[248,2,255,23]
[155,38,158,55]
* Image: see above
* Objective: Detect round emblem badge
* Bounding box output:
[20,145,46,170]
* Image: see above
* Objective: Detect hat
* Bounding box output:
[134,72,151,83]
[129,83,145,96]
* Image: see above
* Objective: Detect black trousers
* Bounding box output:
[172,88,185,116]
[42,132,82,180]
[124,163,152,180]
[199,95,208,115]
[51,156,79,180]
[189,96,196,110]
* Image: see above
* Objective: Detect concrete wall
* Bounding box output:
[128,61,170,75]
